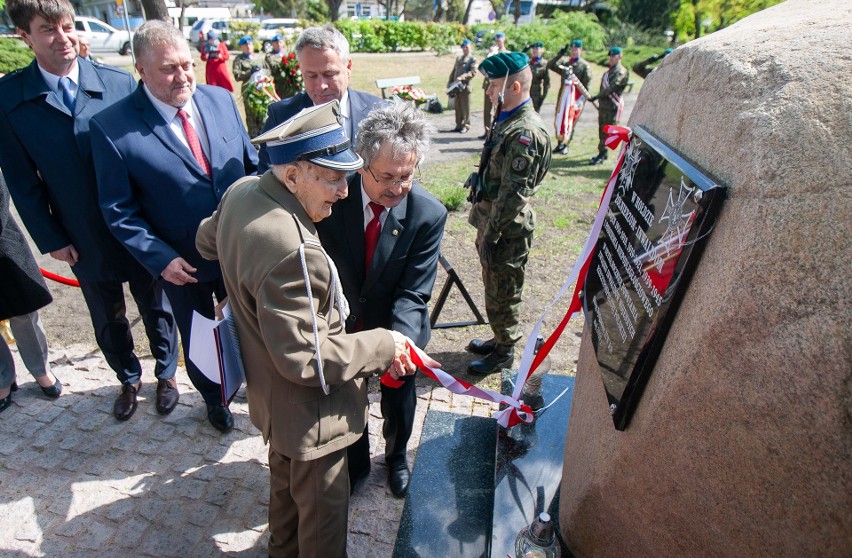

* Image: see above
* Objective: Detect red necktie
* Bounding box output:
[177,108,211,177]
[364,201,384,273]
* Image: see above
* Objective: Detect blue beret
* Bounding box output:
[571,39,583,48]
[531,41,544,48]
[271,34,283,42]
[478,51,529,79]
[238,35,253,46]
[609,46,622,56]
[206,30,218,39]
[461,39,471,47]
[252,100,363,172]
[494,32,505,39]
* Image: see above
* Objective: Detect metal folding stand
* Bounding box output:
[430,254,488,329]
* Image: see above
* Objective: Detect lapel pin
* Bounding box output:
[392,229,399,236]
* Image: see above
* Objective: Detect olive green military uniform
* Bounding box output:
[547,53,591,145]
[529,56,550,112]
[265,50,298,101]
[468,101,552,349]
[233,52,270,138]
[448,54,478,132]
[593,62,629,158]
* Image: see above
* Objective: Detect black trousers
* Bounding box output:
[161,277,227,406]
[78,264,178,386]
[347,370,417,479]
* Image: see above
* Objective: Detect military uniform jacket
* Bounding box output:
[233,52,269,90]
[547,55,591,102]
[469,101,552,244]
[196,172,396,460]
[597,63,629,110]
[448,54,477,95]
[529,57,550,100]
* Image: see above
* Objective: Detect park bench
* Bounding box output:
[375,75,421,99]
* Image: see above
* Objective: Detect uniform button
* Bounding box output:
[359,297,366,303]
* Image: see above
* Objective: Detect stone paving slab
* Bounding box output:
[0,344,497,557]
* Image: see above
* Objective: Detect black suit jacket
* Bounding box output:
[257,89,382,174]
[317,174,447,348]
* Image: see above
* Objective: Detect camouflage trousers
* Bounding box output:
[243,101,267,139]
[475,227,534,347]
[597,104,619,156]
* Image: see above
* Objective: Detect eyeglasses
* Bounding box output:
[365,166,420,188]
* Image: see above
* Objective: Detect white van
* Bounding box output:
[168,7,231,39]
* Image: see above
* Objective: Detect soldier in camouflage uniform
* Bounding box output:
[527,42,549,112]
[465,52,552,375]
[589,47,629,165]
[232,36,270,138]
[547,39,591,154]
[632,48,673,78]
[265,34,297,100]
[447,38,477,133]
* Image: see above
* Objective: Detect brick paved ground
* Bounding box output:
[0,344,497,557]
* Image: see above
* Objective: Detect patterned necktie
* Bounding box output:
[58,76,76,113]
[177,108,211,177]
[364,201,384,274]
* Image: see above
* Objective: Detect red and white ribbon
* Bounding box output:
[383,126,634,427]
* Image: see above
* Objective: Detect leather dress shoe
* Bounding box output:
[0,391,12,414]
[388,463,411,498]
[155,378,179,415]
[114,382,141,421]
[466,337,496,355]
[40,377,62,399]
[589,153,608,165]
[468,347,515,376]
[207,403,234,432]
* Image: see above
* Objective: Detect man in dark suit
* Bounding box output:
[257,24,381,174]
[0,0,178,422]
[89,20,258,432]
[317,99,447,497]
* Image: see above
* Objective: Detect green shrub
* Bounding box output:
[605,20,669,49]
[472,12,607,55]
[335,20,465,54]
[429,183,468,212]
[0,37,33,75]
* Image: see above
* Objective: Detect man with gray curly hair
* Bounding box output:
[258,24,382,173]
[317,98,448,498]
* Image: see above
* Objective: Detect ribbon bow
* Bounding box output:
[603,124,632,150]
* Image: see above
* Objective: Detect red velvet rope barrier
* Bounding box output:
[40,268,80,288]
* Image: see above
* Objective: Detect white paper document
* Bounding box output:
[189,300,246,406]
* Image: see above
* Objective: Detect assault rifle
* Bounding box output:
[556,63,598,110]
[464,81,505,203]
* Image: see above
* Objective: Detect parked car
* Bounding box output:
[190,19,231,49]
[74,16,132,55]
[257,18,300,52]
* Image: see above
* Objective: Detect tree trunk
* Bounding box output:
[326,0,343,21]
[140,0,170,21]
[693,0,702,38]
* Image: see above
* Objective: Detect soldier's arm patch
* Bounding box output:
[518,134,531,146]
[511,156,528,172]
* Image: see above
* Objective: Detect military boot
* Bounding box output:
[589,153,608,165]
[466,337,496,355]
[468,344,515,375]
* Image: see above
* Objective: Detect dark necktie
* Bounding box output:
[177,108,211,177]
[58,76,76,113]
[364,201,384,274]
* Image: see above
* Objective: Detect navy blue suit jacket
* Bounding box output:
[257,89,382,174]
[90,84,258,282]
[0,58,140,281]
[316,174,447,348]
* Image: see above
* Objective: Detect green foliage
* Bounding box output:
[472,12,607,54]
[304,0,329,22]
[618,0,680,31]
[0,37,33,75]
[334,20,465,54]
[672,0,784,41]
[606,20,670,49]
[229,19,261,41]
[427,182,468,212]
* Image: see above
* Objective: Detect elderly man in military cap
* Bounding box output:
[547,38,592,154]
[589,46,629,165]
[526,41,550,112]
[465,52,552,375]
[196,100,440,558]
[232,35,271,137]
[447,38,478,133]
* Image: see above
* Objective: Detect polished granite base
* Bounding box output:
[393,411,496,558]
[394,373,574,557]
[490,372,574,556]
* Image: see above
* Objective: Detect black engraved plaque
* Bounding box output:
[582,126,726,430]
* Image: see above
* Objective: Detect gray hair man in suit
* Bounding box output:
[257,24,382,173]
